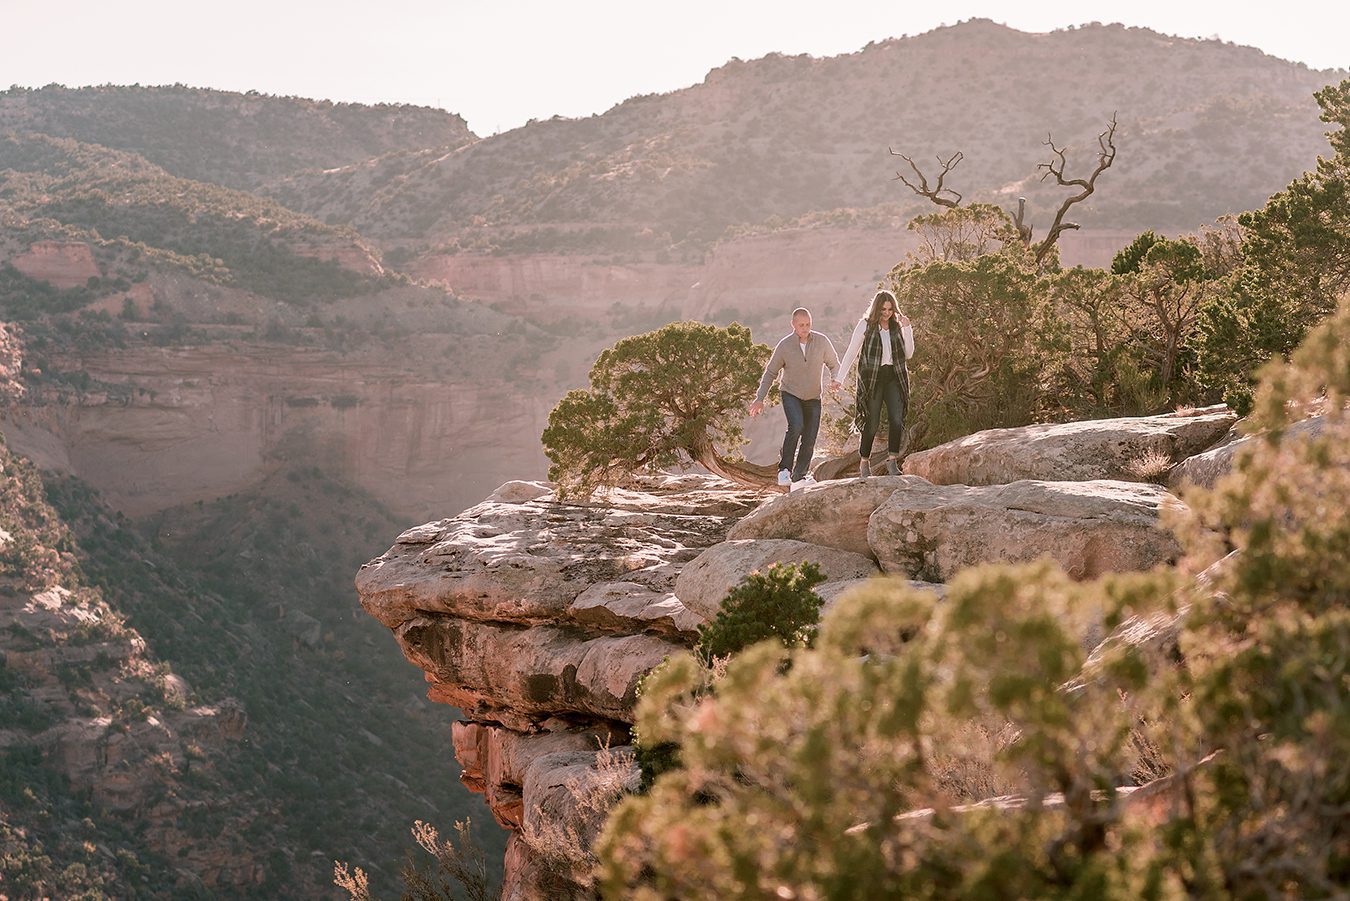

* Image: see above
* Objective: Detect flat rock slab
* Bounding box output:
[903,409,1236,486]
[868,479,1183,583]
[674,538,879,621]
[568,582,703,638]
[358,474,765,631]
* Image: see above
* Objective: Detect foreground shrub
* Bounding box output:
[634,562,827,791]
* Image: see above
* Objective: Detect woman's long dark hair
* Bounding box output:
[864,290,899,330]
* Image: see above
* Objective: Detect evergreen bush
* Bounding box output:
[695,561,827,664]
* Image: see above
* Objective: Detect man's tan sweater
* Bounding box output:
[754,331,841,403]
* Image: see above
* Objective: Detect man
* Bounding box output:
[748,307,841,487]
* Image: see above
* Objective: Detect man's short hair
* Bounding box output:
[791,307,811,320]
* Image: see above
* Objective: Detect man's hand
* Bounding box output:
[748,399,764,417]
[829,380,842,392]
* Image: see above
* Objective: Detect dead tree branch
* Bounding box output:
[1012,197,1033,245]
[1033,114,1117,265]
[890,149,964,208]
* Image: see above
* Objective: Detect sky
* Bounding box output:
[3,1,1347,136]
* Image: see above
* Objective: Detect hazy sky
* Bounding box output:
[4,1,1346,136]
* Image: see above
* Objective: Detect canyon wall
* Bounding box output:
[2,340,553,522]
[412,225,1139,322]
[2,224,1139,527]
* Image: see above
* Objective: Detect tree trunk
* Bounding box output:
[688,435,779,489]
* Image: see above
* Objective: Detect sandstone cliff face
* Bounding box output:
[358,475,763,897]
[410,225,1138,325]
[2,335,558,521]
[357,410,1233,898]
[410,253,701,319]
[0,220,1147,535]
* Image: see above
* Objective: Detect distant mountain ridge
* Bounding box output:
[260,19,1344,254]
[4,22,1341,260]
[0,131,392,304]
[0,84,476,190]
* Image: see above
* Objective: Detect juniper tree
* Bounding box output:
[542,321,775,497]
[1195,76,1350,412]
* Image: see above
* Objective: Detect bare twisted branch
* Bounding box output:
[890,149,964,208]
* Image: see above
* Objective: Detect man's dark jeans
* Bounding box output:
[779,392,821,481]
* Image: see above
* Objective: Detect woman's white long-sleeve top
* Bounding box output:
[837,319,914,378]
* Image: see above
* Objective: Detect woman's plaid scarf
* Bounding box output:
[853,323,910,434]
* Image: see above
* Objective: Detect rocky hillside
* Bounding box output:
[0,165,528,894]
[1,24,1343,896]
[0,428,510,897]
[1,433,254,896]
[0,84,476,190]
[267,20,1341,254]
[0,133,388,304]
[355,406,1244,897]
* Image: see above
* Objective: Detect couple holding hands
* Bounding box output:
[748,290,914,487]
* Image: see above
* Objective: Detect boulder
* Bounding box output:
[1169,415,1326,492]
[727,475,922,558]
[568,582,703,638]
[867,479,1183,582]
[674,538,878,621]
[903,408,1236,486]
[487,480,554,504]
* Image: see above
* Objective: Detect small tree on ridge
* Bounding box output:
[542,321,776,496]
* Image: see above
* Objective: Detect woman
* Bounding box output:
[837,289,914,477]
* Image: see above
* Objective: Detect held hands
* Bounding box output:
[829,380,842,392]
[748,399,764,417]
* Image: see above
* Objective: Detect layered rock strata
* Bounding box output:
[360,411,1215,896]
[10,240,102,289]
[357,474,765,898]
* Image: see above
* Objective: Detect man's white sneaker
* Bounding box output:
[777,469,792,487]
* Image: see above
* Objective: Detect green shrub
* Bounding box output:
[630,660,688,792]
[695,561,826,664]
[632,563,827,791]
